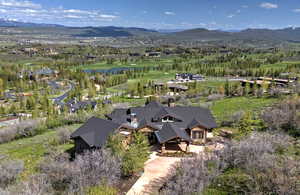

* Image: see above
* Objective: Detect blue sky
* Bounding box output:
[0,0,299,29]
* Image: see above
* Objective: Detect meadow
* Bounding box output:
[0,124,80,177]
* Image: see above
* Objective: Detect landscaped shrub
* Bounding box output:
[107,132,150,176]
[261,97,300,136]
[160,154,222,195]
[0,160,24,188]
[56,126,71,145]
[230,111,245,124]
[121,133,150,176]
[74,149,121,187]
[86,185,118,195]
[0,119,42,144]
[207,94,224,101]
[161,132,299,195]
[39,158,77,192]
[39,149,121,194]
[21,174,53,195]
[217,132,291,169]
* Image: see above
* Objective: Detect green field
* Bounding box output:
[211,97,278,123]
[0,124,80,177]
[75,56,177,70]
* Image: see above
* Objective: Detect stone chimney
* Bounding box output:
[130,113,138,128]
[168,98,175,107]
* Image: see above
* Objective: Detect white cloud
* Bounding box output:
[260,2,278,9]
[242,5,249,8]
[164,11,175,15]
[0,0,119,25]
[227,14,235,18]
[63,14,83,19]
[63,9,93,15]
[0,0,41,9]
[293,9,300,13]
[99,14,117,19]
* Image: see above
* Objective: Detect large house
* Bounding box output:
[175,73,205,83]
[71,101,217,153]
[70,117,120,153]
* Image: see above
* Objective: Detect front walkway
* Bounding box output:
[126,145,204,195]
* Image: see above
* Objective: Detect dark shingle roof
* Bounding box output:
[145,101,163,108]
[70,117,120,147]
[107,101,217,130]
[155,123,191,144]
[106,108,128,124]
[153,107,183,121]
[187,118,211,129]
[137,118,159,130]
[67,100,97,112]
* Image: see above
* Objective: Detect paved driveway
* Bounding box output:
[126,145,205,195]
[126,155,181,195]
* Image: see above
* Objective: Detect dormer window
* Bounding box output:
[162,116,174,123]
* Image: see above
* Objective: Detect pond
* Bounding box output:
[83,67,141,74]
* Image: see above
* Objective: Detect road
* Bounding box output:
[51,80,75,105]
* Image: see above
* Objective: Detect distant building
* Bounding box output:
[240,76,297,88]
[175,73,205,82]
[154,82,189,95]
[0,117,19,128]
[66,98,97,113]
[145,52,161,57]
[129,53,141,57]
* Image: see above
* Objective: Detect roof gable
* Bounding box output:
[153,107,183,121]
[137,118,159,130]
[155,123,191,143]
[188,118,211,129]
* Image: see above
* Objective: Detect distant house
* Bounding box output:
[145,52,161,57]
[129,53,141,57]
[4,91,16,100]
[240,76,296,89]
[167,83,189,92]
[85,54,97,60]
[154,82,189,95]
[174,73,205,83]
[27,68,59,80]
[66,99,97,113]
[257,77,297,86]
[0,117,19,128]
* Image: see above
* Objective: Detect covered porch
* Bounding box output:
[154,123,192,154]
[160,139,190,153]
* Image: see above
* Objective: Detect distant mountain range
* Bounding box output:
[0,18,300,42]
[0,18,63,27]
[169,27,300,42]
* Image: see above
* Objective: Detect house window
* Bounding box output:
[192,131,203,139]
[162,116,174,123]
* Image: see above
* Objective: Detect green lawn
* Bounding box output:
[0,124,80,178]
[75,56,177,70]
[210,97,278,123]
